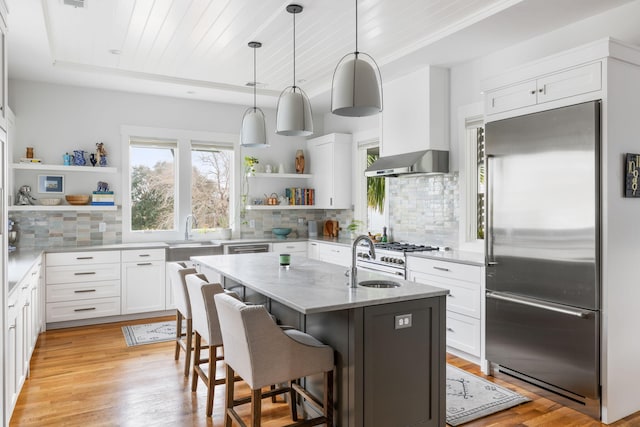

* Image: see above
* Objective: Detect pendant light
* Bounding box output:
[276,4,313,136]
[241,41,269,147]
[331,0,383,117]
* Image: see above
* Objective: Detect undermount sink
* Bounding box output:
[165,241,223,261]
[165,240,221,248]
[359,280,402,289]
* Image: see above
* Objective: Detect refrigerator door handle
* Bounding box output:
[485,154,496,266]
[486,291,593,319]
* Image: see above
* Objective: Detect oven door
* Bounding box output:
[357,261,406,279]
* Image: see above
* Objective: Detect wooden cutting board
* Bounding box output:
[323,220,339,237]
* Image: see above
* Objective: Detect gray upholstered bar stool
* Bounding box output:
[186,274,236,417]
[214,293,335,427]
[166,261,198,377]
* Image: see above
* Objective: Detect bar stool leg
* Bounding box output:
[224,364,235,427]
[325,370,334,426]
[191,333,201,392]
[174,311,182,360]
[250,388,262,427]
[289,380,298,421]
[184,318,193,377]
[205,345,217,417]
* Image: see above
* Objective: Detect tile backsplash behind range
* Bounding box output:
[388,172,459,247]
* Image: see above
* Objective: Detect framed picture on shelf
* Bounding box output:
[38,175,64,194]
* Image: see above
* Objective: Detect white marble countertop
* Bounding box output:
[192,252,448,314]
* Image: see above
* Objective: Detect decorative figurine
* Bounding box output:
[73,150,86,166]
[96,142,108,167]
[89,153,97,166]
[63,152,72,166]
[295,149,305,174]
[26,147,34,159]
[96,181,110,192]
[16,185,37,205]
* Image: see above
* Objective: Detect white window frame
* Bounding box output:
[458,102,484,253]
[353,129,388,232]
[120,125,239,243]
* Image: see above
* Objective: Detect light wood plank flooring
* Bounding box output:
[10,316,640,426]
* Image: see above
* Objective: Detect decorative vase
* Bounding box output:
[295,149,305,174]
[73,150,86,166]
[89,153,97,166]
[99,155,108,167]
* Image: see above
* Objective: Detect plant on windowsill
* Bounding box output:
[240,156,259,224]
[347,219,363,239]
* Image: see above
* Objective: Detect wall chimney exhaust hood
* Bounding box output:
[365,150,449,177]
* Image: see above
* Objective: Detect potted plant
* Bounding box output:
[347,219,363,239]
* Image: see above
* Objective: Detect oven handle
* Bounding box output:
[357,263,406,278]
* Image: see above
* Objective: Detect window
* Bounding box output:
[458,103,484,251]
[121,126,239,242]
[354,137,387,234]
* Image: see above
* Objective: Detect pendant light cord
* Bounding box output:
[355,0,358,54]
[253,46,257,110]
[292,10,296,88]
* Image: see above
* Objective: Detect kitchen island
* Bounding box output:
[191,252,447,427]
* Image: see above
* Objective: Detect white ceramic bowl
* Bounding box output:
[40,198,62,206]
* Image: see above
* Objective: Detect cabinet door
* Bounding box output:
[0,20,6,130]
[310,142,334,208]
[317,243,351,268]
[6,300,20,418]
[121,261,166,314]
[537,62,601,104]
[485,79,537,115]
[272,241,307,254]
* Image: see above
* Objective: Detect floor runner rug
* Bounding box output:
[446,364,531,426]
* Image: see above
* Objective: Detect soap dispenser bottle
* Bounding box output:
[381,226,388,243]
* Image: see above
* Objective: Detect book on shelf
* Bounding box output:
[92,191,114,194]
[90,201,116,206]
[284,187,314,206]
[19,158,42,163]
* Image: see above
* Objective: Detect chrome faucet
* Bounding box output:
[350,235,376,288]
[185,214,198,240]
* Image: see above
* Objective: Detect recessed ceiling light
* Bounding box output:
[186,90,195,94]
[108,49,121,55]
[245,82,266,88]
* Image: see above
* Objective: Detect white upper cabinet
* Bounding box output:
[307,133,352,209]
[381,66,449,157]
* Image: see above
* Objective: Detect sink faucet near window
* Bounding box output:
[185,214,198,240]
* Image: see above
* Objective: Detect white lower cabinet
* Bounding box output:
[121,249,166,314]
[407,256,484,364]
[46,250,122,323]
[272,241,307,255]
[6,255,43,424]
[307,241,351,268]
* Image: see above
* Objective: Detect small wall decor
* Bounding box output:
[38,175,65,194]
[73,150,86,166]
[96,142,108,166]
[625,153,640,197]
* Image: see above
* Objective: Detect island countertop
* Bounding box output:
[191,252,448,315]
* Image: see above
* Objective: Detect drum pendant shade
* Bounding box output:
[276,4,313,136]
[241,41,269,147]
[331,0,383,117]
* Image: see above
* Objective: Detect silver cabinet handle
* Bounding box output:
[74,272,96,276]
[9,324,16,330]
[485,154,495,266]
[138,254,151,257]
[25,302,30,307]
[137,262,152,266]
[433,266,449,272]
[74,289,96,293]
[74,307,96,312]
[76,256,94,260]
[487,291,592,318]
[446,327,454,332]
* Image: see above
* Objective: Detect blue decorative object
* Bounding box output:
[73,150,86,166]
[63,153,72,166]
[272,227,292,240]
[99,155,107,167]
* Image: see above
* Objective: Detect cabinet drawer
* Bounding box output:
[46,263,121,284]
[47,250,121,266]
[407,257,482,283]
[46,280,121,303]
[121,248,165,263]
[409,271,480,318]
[46,297,121,322]
[446,311,480,357]
[318,243,351,267]
[272,241,307,253]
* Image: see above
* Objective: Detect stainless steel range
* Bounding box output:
[355,242,443,279]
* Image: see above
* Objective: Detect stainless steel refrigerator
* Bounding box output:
[485,100,601,419]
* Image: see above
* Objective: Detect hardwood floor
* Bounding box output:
[10,316,640,426]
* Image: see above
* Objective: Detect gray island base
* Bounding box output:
[191,252,447,427]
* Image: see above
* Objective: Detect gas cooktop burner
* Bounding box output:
[375,242,441,252]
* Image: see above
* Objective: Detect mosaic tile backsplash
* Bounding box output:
[387,173,459,247]
[10,174,458,249]
[9,208,354,249]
